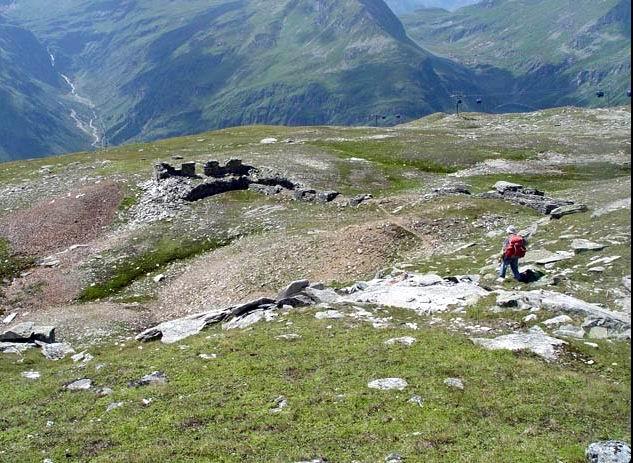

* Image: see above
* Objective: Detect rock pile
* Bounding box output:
[480,181,584,216]
[0,322,75,360]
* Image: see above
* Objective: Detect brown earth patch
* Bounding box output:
[153,220,430,319]
[0,181,123,257]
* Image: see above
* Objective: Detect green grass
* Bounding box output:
[79,237,233,302]
[0,308,629,462]
[0,238,32,285]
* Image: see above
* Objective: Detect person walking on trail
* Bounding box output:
[498,225,528,283]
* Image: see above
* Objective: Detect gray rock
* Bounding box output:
[270,396,288,413]
[444,378,465,390]
[542,315,574,327]
[136,309,228,344]
[385,453,405,463]
[129,371,168,387]
[106,402,124,412]
[315,310,345,320]
[349,193,373,207]
[408,395,424,407]
[0,342,35,354]
[65,379,92,391]
[317,191,340,203]
[384,337,417,347]
[276,280,310,301]
[38,342,75,361]
[368,378,408,391]
[571,239,607,252]
[303,287,341,304]
[0,322,56,343]
[586,441,631,463]
[553,324,585,339]
[222,310,277,330]
[496,292,522,308]
[433,183,471,195]
[622,276,631,293]
[21,371,41,380]
[96,387,114,397]
[494,181,523,193]
[471,327,566,361]
[550,204,588,219]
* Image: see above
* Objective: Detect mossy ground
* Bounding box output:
[0,307,630,463]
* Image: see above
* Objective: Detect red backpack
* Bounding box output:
[505,235,527,258]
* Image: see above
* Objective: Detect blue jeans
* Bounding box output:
[499,257,521,281]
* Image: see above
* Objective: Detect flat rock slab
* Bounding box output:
[586,440,631,463]
[368,378,408,391]
[136,309,228,344]
[553,324,586,339]
[342,273,489,314]
[472,327,566,361]
[591,198,631,218]
[523,249,575,265]
[65,379,92,391]
[222,310,277,330]
[550,204,588,219]
[572,239,607,252]
[0,342,35,354]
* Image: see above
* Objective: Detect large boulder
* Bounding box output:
[0,322,55,344]
[586,441,631,463]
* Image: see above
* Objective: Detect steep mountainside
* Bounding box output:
[0,18,91,160]
[3,0,483,153]
[402,0,631,109]
[386,0,479,15]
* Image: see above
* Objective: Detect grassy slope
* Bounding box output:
[0,107,630,461]
[0,308,630,463]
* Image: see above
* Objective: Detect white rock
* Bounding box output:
[315,310,345,320]
[153,274,166,283]
[270,396,288,413]
[384,337,417,347]
[368,378,408,391]
[260,138,278,145]
[2,312,17,324]
[223,310,277,330]
[471,327,567,361]
[444,378,465,390]
[588,267,606,273]
[542,315,573,327]
[65,379,92,391]
[571,239,607,252]
[106,402,124,412]
[198,353,217,360]
[408,395,424,407]
[21,371,41,380]
[523,314,538,323]
[584,342,599,348]
[553,324,586,339]
[38,342,75,361]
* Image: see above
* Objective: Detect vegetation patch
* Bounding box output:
[79,237,233,302]
[0,238,32,284]
[0,311,629,462]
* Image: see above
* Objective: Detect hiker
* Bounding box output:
[498,226,527,282]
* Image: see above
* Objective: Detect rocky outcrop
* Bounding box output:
[471,326,567,361]
[479,181,584,216]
